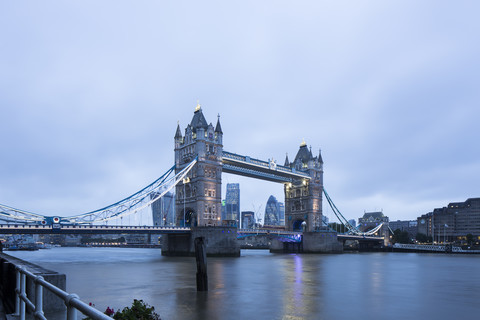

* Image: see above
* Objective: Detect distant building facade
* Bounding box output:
[389,220,417,239]
[264,195,285,226]
[417,198,480,243]
[358,211,390,244]
[348,219,356,228]
[241,211,255,229]
[151,192,175,226]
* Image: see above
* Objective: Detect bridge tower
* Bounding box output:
[174,103,223,227]
[284,141,323,232]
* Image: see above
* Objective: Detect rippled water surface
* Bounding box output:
[8,248,480,320]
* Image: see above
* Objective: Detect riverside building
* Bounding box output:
[389,220,417,239]
[417,198,480,243]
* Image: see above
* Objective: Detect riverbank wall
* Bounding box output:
[0,253,66,315]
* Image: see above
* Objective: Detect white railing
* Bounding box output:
[393,243,480,253]
[393,243,446,252]
[451,246,480,253]
[14,265,111,320]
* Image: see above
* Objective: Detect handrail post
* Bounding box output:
[20,270,26,320]
[15,268,20,315]
[67,305,78,320]
[34,275,45,319]
[65,293,80,320]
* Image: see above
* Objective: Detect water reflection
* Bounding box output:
[279,254,324,319]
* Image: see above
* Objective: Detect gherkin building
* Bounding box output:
[264,195,285,226]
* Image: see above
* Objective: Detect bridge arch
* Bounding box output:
[183,208,197,227]
[175,207,197,227]
[292,219,306,232]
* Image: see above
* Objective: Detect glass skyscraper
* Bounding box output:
[225,183,240,226]
[151,191,175,226]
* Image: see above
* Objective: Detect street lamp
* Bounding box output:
[183,177,190,227]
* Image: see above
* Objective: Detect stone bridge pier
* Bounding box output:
[161,227,240,257]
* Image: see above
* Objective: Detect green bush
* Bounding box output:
[113,299,161,320]
[85,300,161,320]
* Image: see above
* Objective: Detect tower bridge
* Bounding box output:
[0,103,385,255]
[174,104,324,233]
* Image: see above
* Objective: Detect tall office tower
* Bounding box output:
[264,195,284,226]
[241,211,255,229]
[278,202,285,226]
[225,183,240,226]
[151,192,175,226]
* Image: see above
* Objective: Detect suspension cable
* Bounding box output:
[0,157,198,225]
[323,187,383,236]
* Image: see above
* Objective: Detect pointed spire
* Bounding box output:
[190,105,208,132]
[300,138,307,147]
[175,121,182,139]
[284,153,290,166]
[215,113,223,134]
[318,149,323,164]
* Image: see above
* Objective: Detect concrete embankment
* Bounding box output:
[0,253,67,317]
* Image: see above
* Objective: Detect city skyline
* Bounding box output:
[1,1,479,222]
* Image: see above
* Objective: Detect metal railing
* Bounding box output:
[14,265,111,320]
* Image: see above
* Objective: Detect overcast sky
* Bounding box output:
[1,1,479,224]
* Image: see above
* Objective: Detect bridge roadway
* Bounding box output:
[0,225,303,237]
[0,224,191,235]
[0,224,384,244]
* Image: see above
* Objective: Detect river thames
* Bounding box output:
[7,247,480,320]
